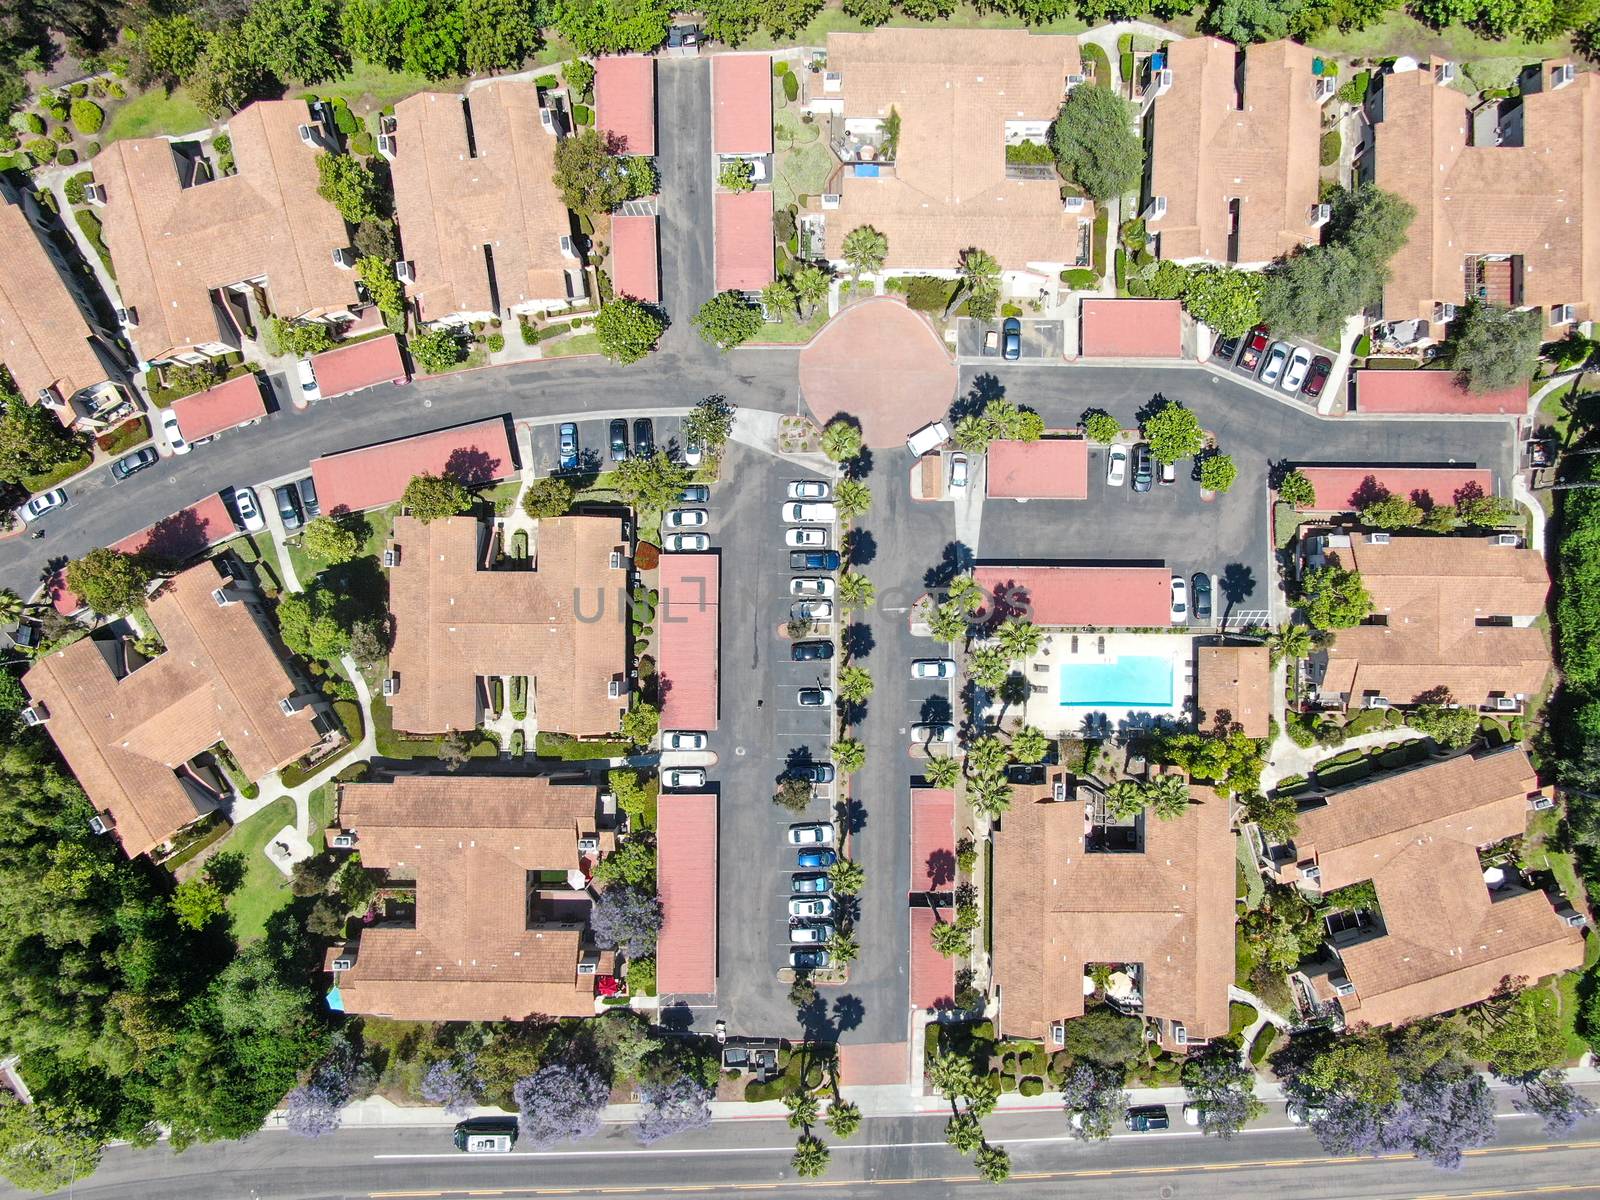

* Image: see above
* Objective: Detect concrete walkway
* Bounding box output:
[1259,721,1427,791]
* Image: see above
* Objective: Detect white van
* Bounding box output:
[907,421,950,457]
[783,501,837,524]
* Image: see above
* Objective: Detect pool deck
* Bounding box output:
[983,631,1197,739]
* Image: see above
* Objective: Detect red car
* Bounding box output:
[1237,325,1270,374]
[1302,355,1333,398]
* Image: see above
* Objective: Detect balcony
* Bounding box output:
[830,116,895,165]
[1466,254,1523,307]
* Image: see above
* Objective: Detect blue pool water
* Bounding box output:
[1059,656,1174,708]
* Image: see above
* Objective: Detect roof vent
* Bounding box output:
[332,247,355,269]
[377,133,397,159]
[1368,532,1390,544]
[88,812,114,835]
[83,182,106,205]
[20,703,49,727]
[382,675,399,697]
[1552,63,1575,89]
[332,833,356,848]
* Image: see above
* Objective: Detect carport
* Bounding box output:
[170,373,266,441]
[657,552,720,732]
[656,793,718,1001]
[985,437,1088,500]
[1079,298,1183,359]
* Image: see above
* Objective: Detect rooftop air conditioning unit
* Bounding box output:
[1150,68,1173,96]
[559,234,577,260]
[19,704,48,727]
[382,547,401,567]
[1560,909,1586,928]
[1051,1023,1065,1047]
[278,696,298,717]
[609,551,626,569]
[1315,77,1337,102]
[117,306,138,328]
[1494,533,1520,547]
[395,260,416,284]
[1530,794,1555,811]
[297,123,319,148]
[578,836,599,853]
[332,247,355,269]
[540,108,557,135]
[1053,779,1067,802]
[331,957,353,972]
[1364,696,1390,709]
[332,834,356,848]
[1143,195,1167,221]
[89,813,113,835]
[821,194,841,210]
[607,679,624,699]
[823,71,842,93]
[1062,196,1086,212]
[577,960,598,976]
[1369,532,1391,544]
[212,586,233,607]
[1066,73,1086,87]
[1303,865,1322,883]
[1553,63,1576,88]
[1553,304,1576,325]
[83,182,105,205]
[1172,1023,1188,1046]
[382,675,398,697]
[1309,202,1332,227]
[1435,62,1456,84]
[1495,695,1519,711]
[1435,301,1458,323]
[1333,978,1357,996]
[377,133,396,158]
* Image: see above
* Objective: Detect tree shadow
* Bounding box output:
[1219,563,1255,616]
[1135,392,1173,427]
[952,373,1004,423]
[843,448,874,482]
[831,995,865,1034]
[1348,474,1389,509]
[657,1001,695,1033]
[841,622,874,660]
[781,746,817,780]
[919,695,954,725]
[135,505,214,571]
[923,541,975,589]
[845,530,877,567]
[445,445,500,487]
[840,796,866,836]
[925,847,956,889]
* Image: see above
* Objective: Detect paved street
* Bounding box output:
[654,58,716,354]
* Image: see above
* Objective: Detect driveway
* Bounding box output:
[655,57,717,354]
[956,318,1064,362]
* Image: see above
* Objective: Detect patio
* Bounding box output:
[982,631,1197,739]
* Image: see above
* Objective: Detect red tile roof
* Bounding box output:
[1353,369,1527,416]
[974,565,1172,627]
[985,438,1088,499]
[910,788,956,892]
[610,214,660,304]
[714,191,775,293]
[1080,299,1183,358]
[51,493,240,613]
[595,56,656,157]
[1295,466,1495,512]
[712,54,774,155]
[312,417,514,515]
[657,553,720,732]
[310,334,408,400]
[656,793,718,997]
[910,907,957,1010]
[170,373,265,442]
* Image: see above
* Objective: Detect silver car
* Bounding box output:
[1281,346,1313,392]
[1259,341,1291,387]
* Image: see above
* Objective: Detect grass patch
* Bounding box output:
[772,104,834,213]
[306,62,460,114]
[1229,1001,1256,1039]
[22,450,93,494]
[1343,705,1401,737]
[1249,1025,1280,1065]
[1554,936,1600,1062]
[542,331,603,359]
[1236,833,1265,910]
[217,532,289,597]
[307,782,336,852]
[73,208,115,279]
[534,731,629,760]
[1305,10,1571,59]
[1235,925,1260,990]
[95,416,151,456]
[734,3,1087,49]
[371,693,498,760]
[756,305,829,345]
[104,86,211,144]
[224,796,298,942]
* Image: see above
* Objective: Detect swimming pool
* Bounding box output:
[1059,655,1174,708]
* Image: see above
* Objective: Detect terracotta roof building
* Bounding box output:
[1196,644,1272,738]
[610,214,660,304]
[714,191,775,293]
[712,54,774,156]
[1370,60,1599,336]
[595,56,656,156]
[391,82,585,325]
[22,560,330,857]
[94,100,355,363]
[656,792,717,997]
[169,372,266,441]
[910,788,958,1010]
[309,333,408,400]
[1274,749,1585,1029]
[657,552,719,732]
[1308,531,1550,711]
[328,775,612,1021]
[385,513,629,735]
[1292,465,1494,512]
[985,438,1088,500]
[992,771,1234,1048]
[974,564,1172,628]
[1080,298,1184,358]
[812,30,1094,275]
[311,416,513,515]
[1144,38,1326,267]
[1351,368,1527,416]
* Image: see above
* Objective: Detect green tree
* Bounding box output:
[784,1089,818,1129]
[1142,402,1205,465]
[1010,725,1050,765]
[1198,454,1237,494]
[823,1099,861,1139]
[928,601,968,643]
[1408,701,1479,749]
[563,58,596,101]
[792,265,831,319]
[923,754,962,788]
[946,1111,984,1154]
[828,929,860,964]
[1449,301,1543,394]
[301,516,361,563]
[967,735,1010,779]
[693,291,765,351]
[837,571,875,613]
[947,575,986,615]
[130,14,206,86]
[1083,411,1121,444]
[1146,772,1192,820]
[523,476,575,518]
[1452,488,1520,529]
[931,917,970,958]
[683,394,736,454]
[1205,0,1304,42]
[358,256,406,320]
[762,277,798,321]
[841,225,888,277]
[718,158,755,192]
[0,1098,101,1194]
[969,646,1010,693]
[1276,469,1316,508]
[837,665,874,704]
[613,451,690,514]
[554,128,654,215]
[0,395,89,485]
[276,588,351,660]
[1184,268,1261,339]
[967,774,1013,818]
[463,0,542,74]
[621,701,659,746]
[595,298,666,364]
[828,859,864,895]
[1050,85,1142,202]
[956,247,1001,321]
[1245,790,1299,841]
[1360,493,1424,529]
[791,1134,831,1178]
[1267,623,1313,665]
[0,589,23,625]
[975,1143,1011,1183]
[835,479,871,521]
[1300,565,1372,630]
[171,877,226,930]
[402,472,470,523]
[995,617,1043,661]
[240,0,347,85]
[396,0,468,77]
[551,0,674,55]
[821,419,864,463]
[315,153,381,224]
[267,317,336,357]
[1064,1004,1145,1068]
[953,413,992,455]
[65,548,150,616]
[773,777,814,813]
[408,327,464,374]
[831,738,866,774]
[189,30,271,118]
[1104,778,1147,821]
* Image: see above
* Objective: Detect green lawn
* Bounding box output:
[544,331,603,359]
[298,63,459,115]
[772,95,835,213]
[104,87,212,144]
[757,307,830,345]
[1555,936,1599,1062]
[22,451,93,494]
[1302,11,1571,59]
[216,533,289,597]
[225,796,298,942]
[736,2,1087,48]
[308,782,336,852]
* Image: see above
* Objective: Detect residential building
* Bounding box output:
[714,190,775,294]
[1264,748,1585,1029]
[310,416,512,514]
[800,29,1094,283]
[1141,38,1328,267]
[1196,644,1272,738]
[93,100,357,365]
[1369,59,1598,337]
[325,775,616,1022]
[21,559,337,857]
[984,438,1089,501]
[389,81,586,327]
[595,56,657,157]
[384,513,630,735]
[712,53,773,160]
[1350,368,1527,417]
[992,770,1233,1049]
[1288,465,1494,513]
[656,792,718,999]
[0,177,128,430]
[1303,531,1549,713]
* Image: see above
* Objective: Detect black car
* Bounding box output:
[791,640,834,662]
[633,418,654,458]
[1302,355,1333,398]
[1212,333,1241,363]
[1131,443,1154,493]
[790,550,841,571]
[666,23,701,48]
[109,446,159,481]
[296,475,320,519]
[274,484,304,531]
[610,418,629,462]
[794,763,836,784]
[1191,572,1213,622]
[1126,1106,1170,1132]
[1002,316,1022,361]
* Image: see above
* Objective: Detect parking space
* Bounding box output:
[527,414,685,476]
[957,317,1064,362]
[1209,328,1337,411]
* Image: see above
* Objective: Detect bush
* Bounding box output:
[1319,130,1341,167]
[783,73,799,103]
[64,170,93,205]
[572,104,593,126]
[25,137,54,163]
[1018,1076,1044,1097]
[1060,268,1098,288]
[70,99,104,134]
[349,131,375,157]
[486,332,504,352]
[20,112,44,135]
[56,147,77,165]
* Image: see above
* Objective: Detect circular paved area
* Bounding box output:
[797,298,959,448]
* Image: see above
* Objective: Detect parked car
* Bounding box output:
[297,475,320,519]
[667,23,701,49]
[789,897,835,920]
[911,658,956,679]
[792,600,833,622]
[790,577,835,597]
[1159,460,1177,486]
[793,764,835,785]
[786,527,827,548]
[787,480,830,501]
[665,533,709,552]
[1182,1104,1203,1127]
[1237,325,1270,374]
[160,408,190,455]
[296,359,320,400]
[1191,573,1213,622]
[949,452,969,491]
[453,1120,517,1154]
[796,847,837,869]
[558,422,579,470]
[787,823,834,845]
[1127,1106,1170,1132]
[609,418,629,462]
[17,487,67,525]
[789,922,834,945]
[790,948,831,970]
[790,550,841,571]
[1106,444,1129,487]
[633,418,654,457]
[680,484,709,503]
[662,731,707,751]
[1281,346,1313,392]
[1303,355,1333,398]
[233,486,266,533]
[797,688,834,708]
[684,436,703,467]
[906,421,950,457]
[665,509,707,529]
[914,723,957,744]
[1169,574,1188,625]
[791,873,832,895]
[1002,316,1021,361]
[1132,443,1154,493]
[662,767,706,789]
[791,640,833,661]
[109,447,159,481]
[1258,341,1290,387]
[1212,333,1241,363]
[274,484,304,531]
[783,502,836,524]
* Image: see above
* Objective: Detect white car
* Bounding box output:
[1106,444,1128,487]
[662,731,707,751]
[787,823,835,846]
[17,488,67,524]
[788,896,835,920]
[665,533,709,552]
[684,437,703,467]
[160,408,190,455]
[783,502,836,524]
[1281,346,1313,393]
[792,599,833,622]
[787,480,831,501]
[911,658,956,679]
[948,453,969,491]
[789,922,834,945]
[662,767,707,789]
[295,359,320,400]
[797,688,834,707]
[665,508,708,529]
[1259,341,1291,387]
[233,486,266,533]
[790,577,835,598]
[1183,1103,1202,1127]
[786,527,828,548]
[914,723,957,744]
[1169,574,1188,625]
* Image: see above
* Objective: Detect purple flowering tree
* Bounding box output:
[514,1061,611,1147]
[1306,1073,1496,1169]
[1515,1071,1597,1135]
[422,1054,484,1116]
[1060,1064,1126,1141]
[590,886,663,957]
[285,1038,371,1138]
[634,1074,713,1145]
[1181,1043,1264,1139]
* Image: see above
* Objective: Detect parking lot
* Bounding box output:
[957,317,1064,362]
[1208,328,1343,412]
[529,414,686,477]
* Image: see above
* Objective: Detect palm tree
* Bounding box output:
[831,738,866,773]
[975,1143,1011,1183]
[923,754,962,788]
[835,479,871,521]
[784,1090,819,1129]
[946,1112,984,1155]
[953,413,992,454]
[1104,778,1146,821]
[793,265,831,320]
[821,419,864,464]
[1268,623,1314,665]
[791,1135,831,1178]
[836,665,874,704]
[967,735,1009,779]
[1010,725,1050,765]
[968,774,1013,819]
[995,617,1043,661]
[969,646,1010,693]
[928,601,969,644]
[946,247,1001,320]
[931,918,970,958]
[828,858,865,894]
[1089,962,1114,995]
[1147,772,1192,821]
[824,1099,862,1139]
[837,571,876,613]
[827,930,860,964]
[761,277,798,321]
[841,225,888,279]
[946,574,984,615]
[0,588,25,625]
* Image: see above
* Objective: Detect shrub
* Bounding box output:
[1060,268,1099,288]
[486,332,505,352]
[25,137,54,163]
[20,113,44,135]
[1019,1076,1044,1097]
[70,99,104,134]
[63,170,93,206]
[783,73,799,103]
[349,131,375,157]
[572,104,593,126]
[56,147,77,165]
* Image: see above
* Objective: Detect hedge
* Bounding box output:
[1081,43,1111,88]
[1060,267,1099,288]
[783,74,799,103]
[74,209,115,279]
[534,732,630,760]
[1018,1076,1044,1097]
[70,99,103,134]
